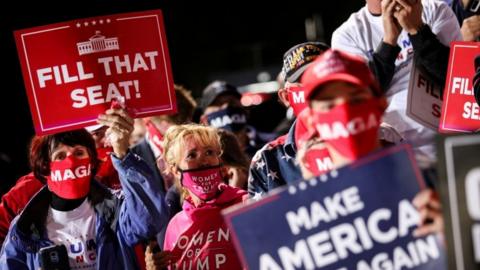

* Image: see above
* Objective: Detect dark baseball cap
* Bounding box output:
[282,42,330,83]
[200,80,241,109]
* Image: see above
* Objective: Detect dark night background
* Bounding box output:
[0,0,364,195]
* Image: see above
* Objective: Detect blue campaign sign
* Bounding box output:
[224,144,447,270]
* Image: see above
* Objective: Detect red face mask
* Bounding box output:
[96,146,112,161]
[287,86,308,116]
[303,148,333,176]
[294,108,318,148]
[47,156,92,199]
[311,98,383,160]
[180,165,223,201]
[145,120,164,154]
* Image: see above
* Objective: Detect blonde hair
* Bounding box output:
[162,124,222,172]
[162,124,222,202]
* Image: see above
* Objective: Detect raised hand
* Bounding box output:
[145,241,176,270]
[461,15,480,41]
[97,108,134,159]
[393,0,424,35]
[382,0,402,45]
[412,189,444,237]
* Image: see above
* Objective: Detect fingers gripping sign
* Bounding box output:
[412,189,444,237]
[145,241,176,270]
[97,99,134,159]
[461,15,480,41]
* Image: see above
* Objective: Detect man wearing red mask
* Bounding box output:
[298,49,388,175]
[298,48,442,240]
[248,42,330,200]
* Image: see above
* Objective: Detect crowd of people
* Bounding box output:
[1,0,480,269]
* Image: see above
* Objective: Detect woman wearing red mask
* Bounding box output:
[146,124,247,270]
[0,108,168,270]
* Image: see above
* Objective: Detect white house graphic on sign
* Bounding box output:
[77,31,119,56]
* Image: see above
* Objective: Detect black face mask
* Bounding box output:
[206,106,247,132]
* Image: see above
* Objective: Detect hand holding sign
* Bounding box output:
[97,106,133,159]
[412,189,444,237]
[224,145,447,270]
[145,242,176,270]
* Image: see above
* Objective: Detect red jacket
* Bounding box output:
[0,173,43,244]
[164,184,247,269]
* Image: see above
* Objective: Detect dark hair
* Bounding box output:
[217,129,249,169]
[30,129,98,183]
[168,85,197,124]
[153,84,197,125]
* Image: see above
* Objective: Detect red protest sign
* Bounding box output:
[439,41,480,133]
[14,10,176,135]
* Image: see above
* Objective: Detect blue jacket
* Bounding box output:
[0,151,168,270]
[248,121,303,199]
[130,138,166,193]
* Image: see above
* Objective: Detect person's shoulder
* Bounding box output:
[219,185,248,205]
[422,0,452,15]
[9,173,43,193]
[130,137,149,153]
[267,134,288,148]
[250,134,288,163]
[422,0,449,7]
[164,210,188,249]
[2,174,44,208]
[336,6,369,28]
[165,209,189,234]
[332,6,370,40]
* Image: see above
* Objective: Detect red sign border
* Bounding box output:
[14,10,175,135]
[439,41,479,133]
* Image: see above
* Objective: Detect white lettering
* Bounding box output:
[398,200,419,237]
[87,85,104,106]
[215,253,226,268]
[98,51,158,76]
[98,57,114,76]
[329,223,362,259]
[292,91,305,104]
[37,67,53,88]
[71,89,88,108]
[368,209,397,243]
[49,165,91,181]
[316,113,378,140]
[307,231,337,267]
[279,240,315,270]
[315,157,333,172]
[286,186,363,235]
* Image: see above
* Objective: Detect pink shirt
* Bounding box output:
[164,184,247,269]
